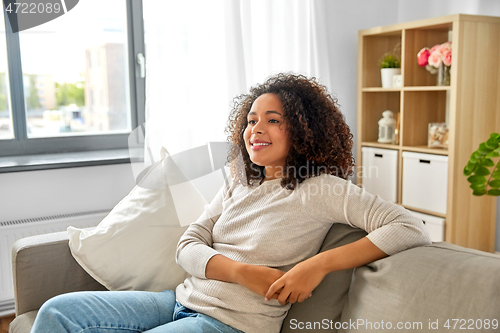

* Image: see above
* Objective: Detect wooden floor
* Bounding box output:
[0,315,14,333]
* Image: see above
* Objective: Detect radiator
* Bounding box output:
[0,210,109,317]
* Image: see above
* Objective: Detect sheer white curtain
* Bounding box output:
[143,0,331,164]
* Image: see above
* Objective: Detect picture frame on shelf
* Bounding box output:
[428,123,448,148]
[392,74,402,88]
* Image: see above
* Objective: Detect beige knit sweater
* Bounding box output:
[175,174,431,333]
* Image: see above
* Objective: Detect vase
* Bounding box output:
[437,64,451,86]
[380,68,401,88]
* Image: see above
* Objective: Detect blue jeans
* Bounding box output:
[31,290,244,333]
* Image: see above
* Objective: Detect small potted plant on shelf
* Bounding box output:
[379,44,401,88]
[463,133,500,196]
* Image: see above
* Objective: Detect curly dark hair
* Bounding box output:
[225,73,354,190]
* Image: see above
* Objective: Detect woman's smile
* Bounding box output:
[250,140,272,150]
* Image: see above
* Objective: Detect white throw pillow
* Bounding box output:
[68,147,211,292]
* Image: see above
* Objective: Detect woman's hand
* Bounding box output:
[264,238,388,306]
[235,263,286,299]
[264,256,327,306]
[205,255,284,299]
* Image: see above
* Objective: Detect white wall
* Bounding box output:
[396,0,500,23]
[0,163,138,223]
[323,0,500,251]
[323,0,399,173]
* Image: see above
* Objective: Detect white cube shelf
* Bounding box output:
[402,152,448,214]
[361,147,398,203]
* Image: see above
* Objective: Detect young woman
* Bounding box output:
[32,73,431,333]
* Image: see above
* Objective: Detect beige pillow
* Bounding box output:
[68,147,212,292]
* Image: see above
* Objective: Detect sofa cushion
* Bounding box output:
[67,147,216,292]
[281,223,367,333]
[9,310,37,333]
[339,242,500,332]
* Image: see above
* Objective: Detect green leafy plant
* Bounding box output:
[379,42,401,69]
[380,53,401,68]
[463,133,500,196]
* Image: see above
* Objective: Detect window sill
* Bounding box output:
[0,148,144,173]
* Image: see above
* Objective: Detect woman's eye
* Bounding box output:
[247,119,280,124]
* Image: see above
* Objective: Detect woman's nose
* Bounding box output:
[252,120,264,134]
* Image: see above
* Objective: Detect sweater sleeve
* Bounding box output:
[299,174,432,255]
[175,183,228,279]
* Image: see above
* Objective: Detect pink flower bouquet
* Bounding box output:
[417,41,452,74]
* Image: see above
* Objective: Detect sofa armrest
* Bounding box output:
[340,242,500,332]
[12,230,106,316]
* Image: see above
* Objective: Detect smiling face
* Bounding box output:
[243,93,292,178]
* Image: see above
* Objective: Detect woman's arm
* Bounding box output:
[300,175,432,255]
[265,175,432,306]
[264,237,386,305]
[206,254,285,299]
[177,184,285,297]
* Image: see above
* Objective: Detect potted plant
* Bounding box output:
[379,46,401,88]
[463,133,500,196]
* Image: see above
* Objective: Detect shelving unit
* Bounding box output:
[357,14,500,252]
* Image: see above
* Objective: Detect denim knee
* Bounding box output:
[32,290,188,333]
[38,292,77,317]
[32,293,85,333]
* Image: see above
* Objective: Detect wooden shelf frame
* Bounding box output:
[362,86,451,92]
[361,142,449,156]
[357,14,500,252]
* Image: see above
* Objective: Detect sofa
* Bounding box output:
[9,223,500,333]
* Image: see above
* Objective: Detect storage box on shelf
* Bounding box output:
[361,147,398,203]
[402,152,448,215]
[356,14,500,252]
[409,210,446,242]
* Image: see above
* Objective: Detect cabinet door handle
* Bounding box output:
[419,159,431,164]
[375,154,383,158]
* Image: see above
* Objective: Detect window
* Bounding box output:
[0,6,11,141]
[0,0,145,158]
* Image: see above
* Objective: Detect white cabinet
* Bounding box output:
[361,150,447,242]
[361,147,398,202]
[409,210,445,242]
[402,152,448,214]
